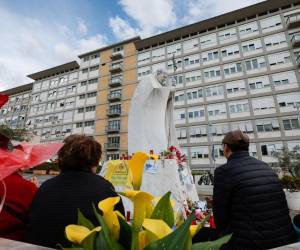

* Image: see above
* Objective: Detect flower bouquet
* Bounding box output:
[63,152,230,250]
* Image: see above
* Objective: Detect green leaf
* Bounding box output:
[191,234,232,250]
[144,215,194,250]
[77,209,94,230]
[118,215,132,250]
[151,191,174,228]
[92,204,124,250]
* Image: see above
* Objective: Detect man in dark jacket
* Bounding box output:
[213,130,296,250]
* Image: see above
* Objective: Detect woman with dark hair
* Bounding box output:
[25,135,124,248]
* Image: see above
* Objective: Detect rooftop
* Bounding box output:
[1,83,33,96]
[135,0,299,50]
[78,36,141,58]
[27,61,80,81]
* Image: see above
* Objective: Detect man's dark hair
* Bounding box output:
[222,130,250,152]
[58,135,102,172]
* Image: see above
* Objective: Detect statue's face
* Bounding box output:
[155,70,168,86]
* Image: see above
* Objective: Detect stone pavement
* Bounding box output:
[0,238,53,250]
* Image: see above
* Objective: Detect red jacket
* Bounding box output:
[0,173,37,241]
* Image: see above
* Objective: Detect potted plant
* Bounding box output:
[273,146,300,210]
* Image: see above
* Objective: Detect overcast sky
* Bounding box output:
[0,0,264,91]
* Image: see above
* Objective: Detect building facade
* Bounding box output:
[79,37,139,160]
[26,60,98,142]
[1,0,300,171]
[135,0,300,170]
[0,83,32,129]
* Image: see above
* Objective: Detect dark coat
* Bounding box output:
[213,151,296,250]
[25,171,124,248]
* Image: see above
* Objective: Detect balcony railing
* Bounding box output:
[291,33,300,48]
[108,78,122,87]
[108,92,122,102]
[286,13,300,29]
[107,108,121,117]
[110,50,124,60]
[105,126,120,133]
[105,142,120,150]
[109,64,123,73]
[296,56,300,68]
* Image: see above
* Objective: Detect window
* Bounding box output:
[174,93,185,102]
[167,58,182,71]
[88,78,98,84]
[186,89,203,101]
[90,54,99,59]
[108,120,120,130]
[272,71,297,87]
[84,120,95,127]
[223,63,243,75]
[211,123,229,136]
[260,15,282,32]
[241,39,262,52]
[79,94,86,99]
[188,110,205,118]
[87,92,97,98]
[226,81,246,94]
[81,81,87,86]
[256,119,280,132]
[220,45,240,58]
[231,121,253,133]
[83,56,89,62]
[138,66,151,78]
[167,43,181,57]
[261,143,282,156]
[277,93,300,108]
[245,57,266,71]
[189,126,207,138]
[183,39,199,53]
[90,66,99,71]
[76,122,83,128]
[86,106,95,112]
[252,97,275,111]
[138,52,151,64]
[268,52,291,67]
[78,108,84,113]
[207,104,226,117]
[205,85,223,97]
[176,128,187,139]
[229,102,249,113]
[200,33,217,48]
[239,21,258,36]
[203,67,221,79]
[184,55,200,67]
[202,50,219,62]
[82,68,88,74]
[218,28,237,41]
[283,118,300,130]
[264,33,287,49]
[185,71,201,83]
[152,48,165,61]
[191,147,209,159]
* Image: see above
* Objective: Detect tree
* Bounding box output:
[0,124,31,142]
[273,146,300,177]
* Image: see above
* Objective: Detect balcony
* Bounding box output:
[105,125,120,133]
[107,108,121,117]
[105,142,120,150]
[110,50,124,60]
[291,33,300,48]
[109,63,123,73]
[108,92,122,102]
[108,77,122,87]
[286,13,300,29]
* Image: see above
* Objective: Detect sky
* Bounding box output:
[0,0,264,91]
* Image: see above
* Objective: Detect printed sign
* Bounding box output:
[104,160,132,187]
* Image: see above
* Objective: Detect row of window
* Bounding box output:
[176,117,300,140]
[138,51,293,79]
[138,14,285,64]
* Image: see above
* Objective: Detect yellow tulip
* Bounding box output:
[149,153,159,161]
[121,189,154,230]
[128,152,150,190]
[98,196,122,240]
[65,225,101,245]
[142,218,172,242]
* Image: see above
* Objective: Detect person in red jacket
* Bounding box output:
[0,172,38,241]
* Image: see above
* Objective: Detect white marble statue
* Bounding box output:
[128,73,179,154]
